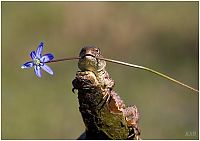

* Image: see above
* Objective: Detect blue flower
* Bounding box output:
[21,42,54,78]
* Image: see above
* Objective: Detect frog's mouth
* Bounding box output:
[78,53,106,72]
[79,53,98,64]
[81,54,96,59]
[80,54,99,63]
[78,53,99,72]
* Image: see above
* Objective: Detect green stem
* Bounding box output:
[98,57,199,93]
[46,57,80,63]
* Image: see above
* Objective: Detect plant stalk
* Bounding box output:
[98,57,199,93]
[46,57,80,63]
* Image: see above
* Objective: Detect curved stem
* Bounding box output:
[98,57,199,93]
[46,57,80,63]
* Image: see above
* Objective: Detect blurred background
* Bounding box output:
[2,1,198,139]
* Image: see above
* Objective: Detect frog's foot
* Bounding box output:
[104,78,115,89]
[72,71,100,93]
[72,79,96,93]
[77,71,90,76]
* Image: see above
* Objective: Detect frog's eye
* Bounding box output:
[94,48,100,53]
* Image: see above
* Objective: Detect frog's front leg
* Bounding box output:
[99,70,115,89]
[96,70,115,102]
[72,71,100,92]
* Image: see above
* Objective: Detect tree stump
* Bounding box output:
[72,71,141,140]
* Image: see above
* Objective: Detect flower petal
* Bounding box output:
[41,64,53,75]
[34,66,42,78]
[41,53,54,62]
[36,42,43,58]
[30,51,36,60]
[21,61,34,69]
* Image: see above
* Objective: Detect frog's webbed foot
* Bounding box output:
[104,78,115,89]
[72,71,100,93]
[72,79,96,93]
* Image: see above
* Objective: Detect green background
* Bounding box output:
[2,2,198,139]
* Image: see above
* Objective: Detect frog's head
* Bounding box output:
[78,46,106,72]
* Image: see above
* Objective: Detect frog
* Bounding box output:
[72,46,141,139]
[78,46,115,91]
